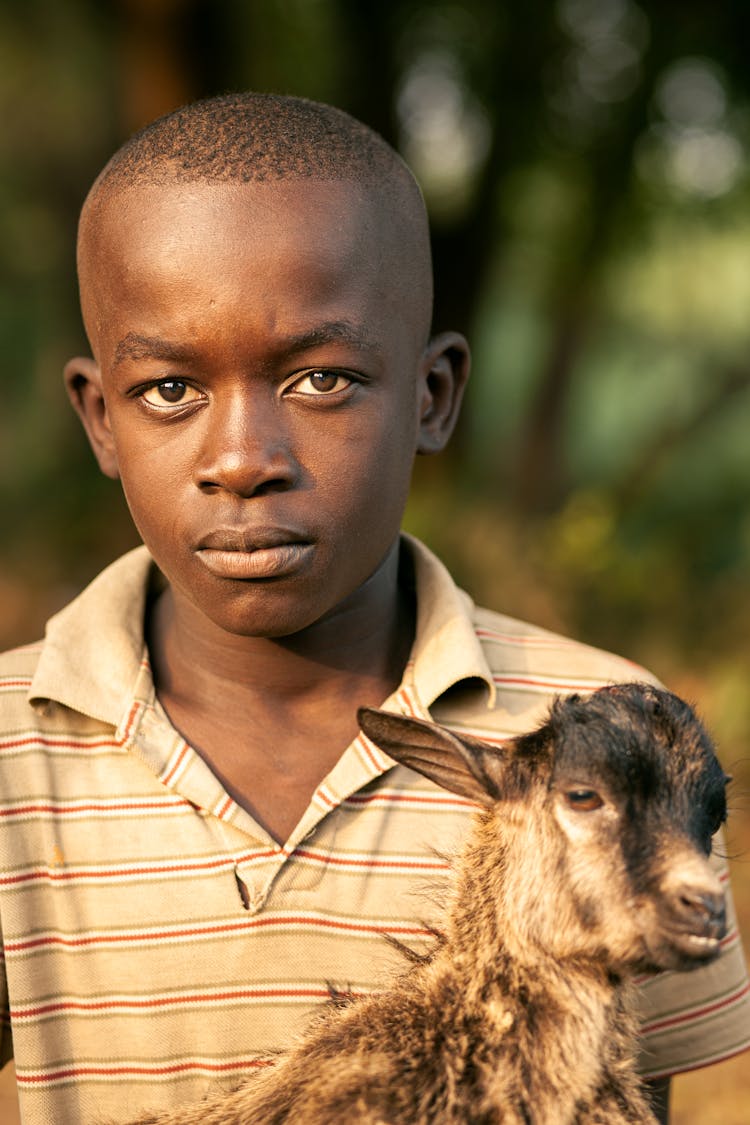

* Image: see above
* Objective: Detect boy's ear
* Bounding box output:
[416,331,471,455]
[64,356,120,480]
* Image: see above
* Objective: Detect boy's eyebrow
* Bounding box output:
[112,322,381,369]
[282,321,380,353]
[112,334,193,368]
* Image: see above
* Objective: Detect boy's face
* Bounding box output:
[67,178,468,638]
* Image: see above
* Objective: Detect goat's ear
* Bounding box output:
[358,707,507,806]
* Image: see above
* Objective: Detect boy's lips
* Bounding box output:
[195,528,314,580]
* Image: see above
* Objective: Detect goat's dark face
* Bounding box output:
[358,683,729,978]
[544,683,728,973]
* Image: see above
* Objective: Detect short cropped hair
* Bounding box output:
[78,93,433,345]
[90,92,418,196]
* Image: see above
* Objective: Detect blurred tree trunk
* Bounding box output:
[510,14,680,515]
[116,0,198,133]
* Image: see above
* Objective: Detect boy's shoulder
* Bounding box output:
[0,546,153,672]
[470,602,656,691]
[410,534,659,742]
[0,638,44,682]
[0,641,47,746]
[408,533,653,697]
[0,547,155,735]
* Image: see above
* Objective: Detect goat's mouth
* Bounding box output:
[635,882,728,972]
[645,927,724,972]
[669,929,722,960]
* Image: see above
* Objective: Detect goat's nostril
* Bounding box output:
[675,888,726,933]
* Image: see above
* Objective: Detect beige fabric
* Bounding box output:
[0,537,747,1122]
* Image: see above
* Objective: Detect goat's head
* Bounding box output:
[358,683,729,976]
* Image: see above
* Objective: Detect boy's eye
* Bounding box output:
[290,371,352,396]
[140,380,202,407]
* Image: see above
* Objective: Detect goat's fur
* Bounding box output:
[128,683,729,1124]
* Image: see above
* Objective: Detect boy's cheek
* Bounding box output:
[107,392,418,561]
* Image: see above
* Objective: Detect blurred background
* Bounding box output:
[0,1,748,1120]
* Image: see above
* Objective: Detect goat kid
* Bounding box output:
[128,683,729,1125]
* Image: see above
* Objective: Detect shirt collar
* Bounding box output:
[29,536,494,726]
[29,546,154,726]
[403,533,495,712]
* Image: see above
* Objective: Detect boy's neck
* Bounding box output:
[147,540,415,703]
[143,541,416,842]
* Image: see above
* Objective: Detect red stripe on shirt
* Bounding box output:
[355,733,382,772]
[491,675,612,691]
[294,849,449,872]
[13,986,340,1020]
[344,791,478,810]
[16,1058,275,1085]
[0,735,121,752]
[641,980,750,1035]
[0,798,187,818]
[0,856,237,886]
[117,700,142,746]
[6,915,433,955]
[161,741,191,786]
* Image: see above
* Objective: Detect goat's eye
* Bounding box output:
[709,810,727,837]
[564,789,603,812]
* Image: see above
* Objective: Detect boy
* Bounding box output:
[0,93,747,1124]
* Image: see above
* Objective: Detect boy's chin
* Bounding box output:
[194,594,338,640]
[152,535,404,643]
[175,574,361,642]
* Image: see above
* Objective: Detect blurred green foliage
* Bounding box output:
[1,0,749,766]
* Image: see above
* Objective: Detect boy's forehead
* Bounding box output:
[78,176,432,349]
[86,178,386,263]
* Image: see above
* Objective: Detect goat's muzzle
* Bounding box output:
[658,877,727,969]
[638,846,728,972]
[672,886,727,939]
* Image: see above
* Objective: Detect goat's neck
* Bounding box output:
[442,806,617,1000]
[430,810,631,1118]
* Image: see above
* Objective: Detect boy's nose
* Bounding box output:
[194,392,300,498]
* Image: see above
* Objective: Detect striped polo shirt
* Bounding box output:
[0,536,748,1123]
